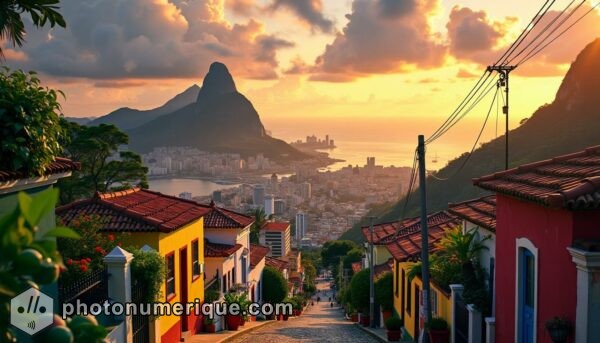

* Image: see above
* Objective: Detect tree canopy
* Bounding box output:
[58,121,148,203]
[321,240,357,268]
[349,268,370,314]
[262,266,288,304]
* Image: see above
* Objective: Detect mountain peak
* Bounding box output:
[196,62,237,105]
[555,38,600,110]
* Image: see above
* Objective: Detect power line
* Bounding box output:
[517,1,600,67]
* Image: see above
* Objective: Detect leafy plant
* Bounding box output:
[262,266,288,304]
[427,317,448,330]
[0,0,66,57]
[434,226,489,266]
[545,316,572,331]
[247,207,266,244]
[349,268,370,314]
[128,247,165,306]
[0,68,65,175]
[385,316,403,331]
[375,271,394,311]
[0,188,107,342]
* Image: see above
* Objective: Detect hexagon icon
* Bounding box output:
[10,288,54,335]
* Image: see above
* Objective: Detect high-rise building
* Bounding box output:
[367,157,376,168]
[260,222,291,257]
[270,173,278,192]
[253,185,265,206]
[212,190,222,202]
[295,212,307,243]
[274,199,285,215]
[264,194,275,216]
[300,182,312,200]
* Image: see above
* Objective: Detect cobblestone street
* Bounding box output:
[229,280,379,343]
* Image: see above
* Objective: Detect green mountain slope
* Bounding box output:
[340,38,600,243]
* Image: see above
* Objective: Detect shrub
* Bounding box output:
[385,316,403,331]
[262,266,288,304]
[0,68,65,175]
[128,247,165,306]
[375,271,394,311]
[350,268,370,313]
[427,317,449,330]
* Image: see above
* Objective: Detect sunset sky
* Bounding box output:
[3,0,600,155]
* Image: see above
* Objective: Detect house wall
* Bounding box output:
[494,195,576,343]
[392,262,452,340]
[205,226,251,289]
[205,256,234,292]
[249,258,266,303]
[127,218,205,343]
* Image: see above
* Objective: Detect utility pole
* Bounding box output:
[487,65,515,170]
[417,135,432,343]
[368,216,376,328]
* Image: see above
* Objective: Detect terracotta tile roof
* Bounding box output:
[204,239,243,258]
[374,259,394,278]
[261,221,290,232]
[473,146,600,209]
[0,157,80,182]
[203,202,254,228]
[250,244,270,268]
[448,195,497,232]
[351,261,362,273]
[361,217,421,244]
[385,211,460,262]
[56,188,210,233]
[265,256,288,272]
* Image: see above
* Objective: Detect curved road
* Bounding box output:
[229,280,378,343]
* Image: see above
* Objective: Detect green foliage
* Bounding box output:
[57,214,128,284]
[0,188,107,342]
[375,271,394,311]
[343,247,363,271]
[385,316,403,331]
[349,268,370,314]
[262,266,288,304]
[321,240,357,268]
[435,226,489,266]
[0,68,65,175]
[128,247,165,305]
[204,279,221,303]
[0,0,66,57]
[461,262,490,316]
[247,207,266,244]
[58,121,148,203]
[427,317,449,330]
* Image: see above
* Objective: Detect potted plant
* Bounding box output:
[224,293,240,331]
[385,316,403,342]
[360,312,370,327]
[375,272,394,323]
[350,308,359,322]
[545,316,572,343]
[238,293,249,327]
[203,317,216,333]
[428,318,450,343]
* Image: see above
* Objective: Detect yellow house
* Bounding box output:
[384,211,459,340]
[57,188,208,343]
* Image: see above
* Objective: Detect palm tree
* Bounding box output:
[0,0,66,57]
[434,225,489,266]
[247,207,266,244]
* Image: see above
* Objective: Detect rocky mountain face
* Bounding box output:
[123,62,303,160]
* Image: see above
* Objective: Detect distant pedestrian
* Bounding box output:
[330,302,333,308]
[317,296,321,303]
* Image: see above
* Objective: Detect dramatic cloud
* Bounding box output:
[227,0,256,16]
[284,56,312,74]
[311,0,446,81]
[270,0,334,33]
[4,0,293,80]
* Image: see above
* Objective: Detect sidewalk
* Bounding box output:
[355,323,412,343]
[188,320,276,343]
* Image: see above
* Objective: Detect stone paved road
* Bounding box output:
[229,280,378,343]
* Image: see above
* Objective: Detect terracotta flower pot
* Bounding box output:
[387,330,402,342]
[351,314,359,322]
[277,314,283,321]
[226,314,240,331]
[297,310,302,316]
[360,315,370,327]
[429,329,450,343]
[204,323,216,333]
[283,314,289,321]
[382,310,393,324]
[239,315,246,326]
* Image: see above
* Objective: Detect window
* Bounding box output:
[406,276,412,314]
[222,274,227,293]
[191,239,200,279]
[165,253,175,300]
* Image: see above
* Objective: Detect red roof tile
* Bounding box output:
[448,195,497,232]
[56,188,210,233]
[0,157,80,182]
[362,217,421,244]
[204,239,243,258]
[203,203,254,228]
[473,146,600,209]
[385,211,459,262]
[265,256,288,271]
[250,244,270,268]
[261,221,290,232]
[374,259,394,278]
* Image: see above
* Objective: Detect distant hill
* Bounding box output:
[340,37,600,243]
[88,84,200,130]
[65,116,96,125]
[125,62,305,161]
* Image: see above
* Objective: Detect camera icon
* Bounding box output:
[10,288,54,335]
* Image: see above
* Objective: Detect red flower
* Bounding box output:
[66,259,73,265]
[108,234,115,242]
[86,258,92,263]
[94,246,103,253]
[80,265,88,272]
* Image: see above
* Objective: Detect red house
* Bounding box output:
[473,146,600,343]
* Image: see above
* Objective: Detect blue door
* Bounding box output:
[520,249,535,343]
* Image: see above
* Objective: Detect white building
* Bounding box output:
[264,194,275,217]
[295,212,307,243]
[178,192,192,200]
[300,182,311,200]
[260,221,291,257]
[253,184,265,206]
